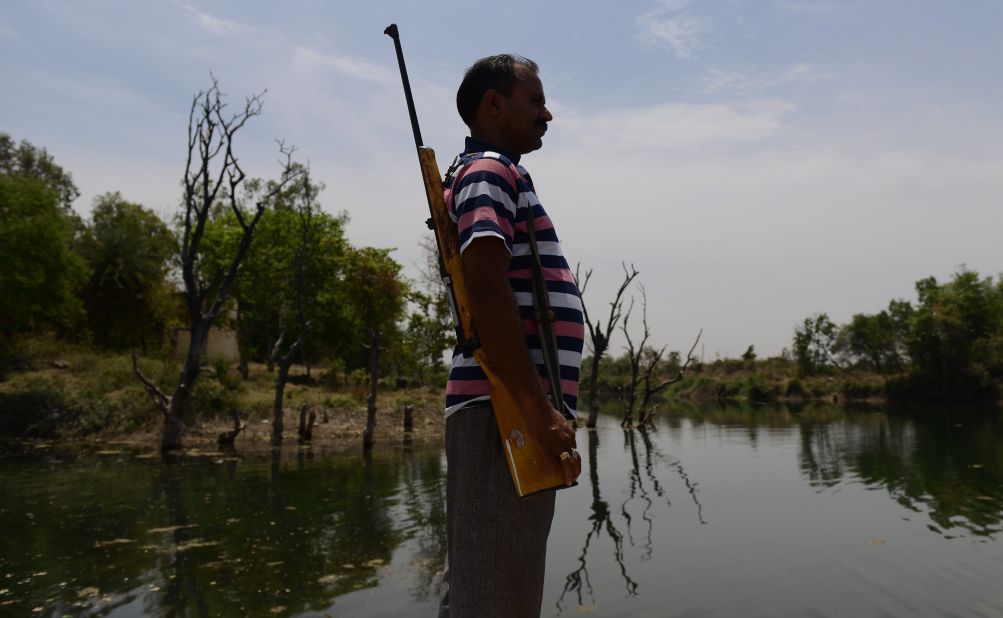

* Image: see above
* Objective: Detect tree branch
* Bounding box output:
[132,352,170,415]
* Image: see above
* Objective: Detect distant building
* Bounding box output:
[170,326,239,361]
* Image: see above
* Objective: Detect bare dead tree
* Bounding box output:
[637,329,702,425]
[575,262,639,428]
[621,287,703,427]
[269,169,316,447]
[133,77,302,452]
[619,291,648,428]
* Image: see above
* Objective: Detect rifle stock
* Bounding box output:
[417,147,566,497]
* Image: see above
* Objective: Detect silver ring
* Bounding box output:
[560,448,581,462]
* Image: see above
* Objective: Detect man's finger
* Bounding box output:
[562,459,576,486]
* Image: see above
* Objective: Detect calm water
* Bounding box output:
[3,404,1003,617]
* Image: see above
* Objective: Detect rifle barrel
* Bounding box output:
[384,24,424,150]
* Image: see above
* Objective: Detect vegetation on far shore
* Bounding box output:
[3,119,1001,445]
[0,337,444,445]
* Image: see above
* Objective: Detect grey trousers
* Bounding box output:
[439,405,556,618]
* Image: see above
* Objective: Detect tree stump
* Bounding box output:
[403,404,415,433]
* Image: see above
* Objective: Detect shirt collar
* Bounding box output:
[464,136,521,166]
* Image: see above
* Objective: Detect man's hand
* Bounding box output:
[525,403,581,486]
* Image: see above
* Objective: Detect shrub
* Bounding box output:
[785,378,805,398]
[839,378,884,400]
[742,373,777,402]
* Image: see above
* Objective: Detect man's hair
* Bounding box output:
[456,54,539,127]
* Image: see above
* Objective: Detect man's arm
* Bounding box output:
[463,236,581,486]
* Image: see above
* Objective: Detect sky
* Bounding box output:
[3,1,1002,359]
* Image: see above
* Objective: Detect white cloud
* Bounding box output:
[530,128,1003,358]
[636,1,707,59]
[554,99,794,151]
[179,2,252,35]
[289,46,396,87]
[700,63,834,94]
[774,0,838,14]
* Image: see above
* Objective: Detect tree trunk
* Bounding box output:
[403,404,415,433]
[297,406,316,444]
[363,328,380,450]
[272,360,291,447]
[161,320,208,452]
[235,337,249,381]
[236,300,249,380]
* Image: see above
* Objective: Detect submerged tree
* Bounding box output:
[576,262,639,428]
[619,285,701,427]
[133,78,302,453]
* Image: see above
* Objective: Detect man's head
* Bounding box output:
[456,54,553,155]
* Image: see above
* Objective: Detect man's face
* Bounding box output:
[496,65,553,155]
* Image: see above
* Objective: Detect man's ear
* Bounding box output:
[482,89,503,119]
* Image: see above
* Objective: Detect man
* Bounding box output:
[439,54,585,617]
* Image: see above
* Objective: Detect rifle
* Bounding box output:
[384,23,566,497]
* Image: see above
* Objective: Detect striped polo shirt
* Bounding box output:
[444,137,585,418]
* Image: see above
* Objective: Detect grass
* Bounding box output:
[0,338,446,445]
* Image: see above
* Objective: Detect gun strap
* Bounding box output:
[524,206,565,412]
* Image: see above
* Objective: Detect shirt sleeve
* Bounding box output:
[451,158,520,255]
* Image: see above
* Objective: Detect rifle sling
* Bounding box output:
[524,207,565,411]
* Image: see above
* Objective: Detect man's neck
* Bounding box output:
[465,135,521,165]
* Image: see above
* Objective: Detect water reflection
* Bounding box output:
[795,406,1003,538]
[557,426,709,612]
[4,403,1003,616]
[558,430,637,612]
[0,442,446,617]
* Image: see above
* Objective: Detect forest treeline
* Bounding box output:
[584,268,1003,420]
[0,131,452,383]
[1,100,457,448]
[3,88,999,444]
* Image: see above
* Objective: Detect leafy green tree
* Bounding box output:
[395,236,454,386]
[201,171,351,378]
[904,270,1003,400]
[0,133,80,211]
[78,192,176,351]
[792,313,838,377]
[341,246,408,369]
[398,289,452,386]
[341,246,407,448]
[0,173,86,361]
[837,300,913,374]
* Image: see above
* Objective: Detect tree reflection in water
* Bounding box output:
[621,430,655,560]
[796,405,1003,538]
[558,423,711,612]
[559,430,637,612]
